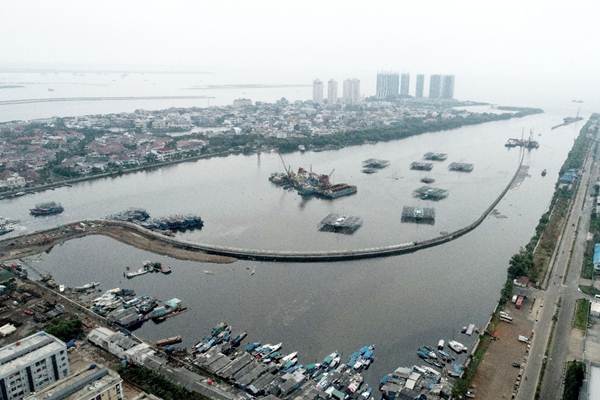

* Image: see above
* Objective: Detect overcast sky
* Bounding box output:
[2,0,599,106]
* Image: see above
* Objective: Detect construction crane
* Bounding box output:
[278,152,291,177]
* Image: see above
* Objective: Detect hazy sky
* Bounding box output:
[2,0,599,106]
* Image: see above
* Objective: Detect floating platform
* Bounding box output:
[401,206,435,224]
[362,158,390,169]
[505,138,539,149]
[414,186,449,201]
[318,213,363,234]
[448,162,474,172]
[410,162,433,171]
[361,168,378,174]
[423,152,448,161]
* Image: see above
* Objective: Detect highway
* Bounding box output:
[517,140,597,400]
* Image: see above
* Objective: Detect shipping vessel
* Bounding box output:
[29,202,64,216]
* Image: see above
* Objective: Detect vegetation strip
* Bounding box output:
[562,361,586,400]
[118,365,210,400]
[573,298,590,331]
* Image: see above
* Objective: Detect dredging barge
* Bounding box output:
[270,165,357,200]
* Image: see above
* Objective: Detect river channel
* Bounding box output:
[0,109,585,386]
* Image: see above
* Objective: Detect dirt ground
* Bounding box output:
[0,220,236,264]
[471,299,535,400]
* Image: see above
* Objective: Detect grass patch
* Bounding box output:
[579,285,600,296]
[118,365,209,400]
[45,317,83,342]
[562,361,586,400]
[573,298,590,330]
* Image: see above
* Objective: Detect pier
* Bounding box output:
[0,151,525,263]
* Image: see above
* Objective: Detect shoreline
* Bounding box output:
[0,221,237,264]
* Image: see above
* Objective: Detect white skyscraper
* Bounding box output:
[429,75,442,98]
[327,79,338,105]
[376,72,399,99]
[312,79,324,103]
[400,73,410,97]
[415,74,425,98]
[441,75,455,99]
[342,79,360,105]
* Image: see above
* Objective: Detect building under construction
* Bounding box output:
[448,162,474,172]
[318,213,363,234]
[414,186,449,200]
[410,162,433,171]
[423,152,448,161]
[401,206,435,224]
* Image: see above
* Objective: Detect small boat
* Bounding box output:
[126,268,150,279]
[156,335,183,347]
[541,169,547,177]
[244,342,261,352]
[322,352,338,367]
[448,340,467,353]
[282,352,298,362]
[58,285,65,293]
[73,282,100,292]
[249,268,256,276]
[417,350,431,360]
[421,177,435,184]
[160,265,172,274]
[465,323,476,336]
[360,387,373,400]
[203,270,214,275]
[437,350,454,362]
[231,331,247,346]
[437,339,445,350]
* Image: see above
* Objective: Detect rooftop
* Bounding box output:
[25,365,122,400]
[0,331,66,377]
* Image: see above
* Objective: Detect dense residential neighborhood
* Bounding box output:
[0,97,536,191]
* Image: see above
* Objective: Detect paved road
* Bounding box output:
[516,144,596,400]
[539,151,598,399]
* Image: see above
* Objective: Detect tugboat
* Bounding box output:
[541,169,547,177]
[29,202,64,216]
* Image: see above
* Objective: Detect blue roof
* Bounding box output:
[593,243,600,266]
